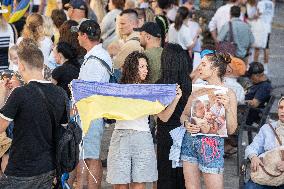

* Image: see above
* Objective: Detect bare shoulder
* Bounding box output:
[227,88,237,103]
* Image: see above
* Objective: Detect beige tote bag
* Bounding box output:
[251,124,284,186]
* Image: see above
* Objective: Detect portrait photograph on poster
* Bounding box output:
[189,84,229,137]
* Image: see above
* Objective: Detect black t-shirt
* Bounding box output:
[245,80,272,108]
[0,81,68,177]
[52,61,80,98]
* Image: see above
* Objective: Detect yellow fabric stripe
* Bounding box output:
[76,95,166,134]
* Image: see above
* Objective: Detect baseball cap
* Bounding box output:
[134,22,162,38]
[227,56,246,77]
[64,0,87,11]
[246,62,264,77]
[71,19,101,38]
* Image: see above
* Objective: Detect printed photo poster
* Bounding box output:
[189,84,229,137]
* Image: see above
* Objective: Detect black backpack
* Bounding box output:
[35,86,82,176]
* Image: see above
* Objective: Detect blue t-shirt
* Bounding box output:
[245,80,272,108]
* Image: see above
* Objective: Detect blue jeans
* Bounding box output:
[245,180,284,189]
[181,134,224,174]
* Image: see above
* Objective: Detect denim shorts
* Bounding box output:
[106,129,158,184]
[181,133,224,174]
[79,118,105,160]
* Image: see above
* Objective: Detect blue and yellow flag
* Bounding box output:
[71,80,176,133]
[2,0,31,23]
[2,0,12,21]
[9,0,31,23]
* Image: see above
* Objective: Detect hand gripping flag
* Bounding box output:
[71,80,176,133]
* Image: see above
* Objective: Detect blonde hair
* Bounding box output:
[0,15,8,30]
[22,13,44,43]
[9,45,18,57]
[42,15,55,37]
[17,38,44,70]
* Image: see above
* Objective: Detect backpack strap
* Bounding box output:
[87,55,114,76]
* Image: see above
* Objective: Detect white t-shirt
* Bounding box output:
[208,3,234,33]
[224,77,245,104]
[115,116,150,131]
[257,0,275,33]
[246,4,258,19]
[168,23,194,50]
[187,20,201,52]
[17,36,53,66]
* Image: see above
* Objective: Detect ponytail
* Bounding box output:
[174,6,189,31]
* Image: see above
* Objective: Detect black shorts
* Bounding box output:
[266,33,271,49]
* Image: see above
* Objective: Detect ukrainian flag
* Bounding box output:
[9,0,31,23]
[2,0,12,21]
[1,0,31,23]
[71,80,176,133]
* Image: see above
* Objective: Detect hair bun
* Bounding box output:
[218,52,231,65]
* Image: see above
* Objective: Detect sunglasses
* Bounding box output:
[200,49,215,59]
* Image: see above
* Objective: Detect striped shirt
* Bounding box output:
[0,25,15,71]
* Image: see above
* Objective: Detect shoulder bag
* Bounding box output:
[251,123,284,186]
[216,21,237,56]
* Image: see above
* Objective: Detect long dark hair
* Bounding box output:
[56,42,81,69]
[59,20,87,58]
[174,6,189,30]
[120,51,149,84]
[157,43,192,108]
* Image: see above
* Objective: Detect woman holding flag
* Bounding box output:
[106,51,183,189]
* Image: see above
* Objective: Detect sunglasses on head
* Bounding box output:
[200,49,215,59]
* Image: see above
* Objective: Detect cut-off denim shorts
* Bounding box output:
[181,133,224,174]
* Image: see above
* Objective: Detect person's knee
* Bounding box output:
[114,184,129,189]
[131,183,146,189]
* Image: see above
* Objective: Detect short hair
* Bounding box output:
[51,9,67,29]
[112,0,125,9]
[120,9,138,21]
[230,6,241,18]
[17,39,44,70]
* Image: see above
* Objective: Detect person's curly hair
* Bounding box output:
[120,51,150,84]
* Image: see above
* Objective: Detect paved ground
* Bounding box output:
[98,2,284,188]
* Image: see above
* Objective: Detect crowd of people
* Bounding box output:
[0,0,279,188]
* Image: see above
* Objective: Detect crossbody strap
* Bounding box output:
[229,21,234,43]
[35,86,57,130]
[268,123,282,146]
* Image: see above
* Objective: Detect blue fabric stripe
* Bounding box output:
[71,80,176,106]
[13,0,30,12]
